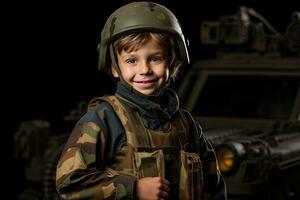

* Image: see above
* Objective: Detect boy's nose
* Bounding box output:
[139,62,152,74]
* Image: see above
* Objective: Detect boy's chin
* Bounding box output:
[135,88,157,96]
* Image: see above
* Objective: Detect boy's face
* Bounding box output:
[112,39,169,95]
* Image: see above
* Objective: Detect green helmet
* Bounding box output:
[98,1,190,71]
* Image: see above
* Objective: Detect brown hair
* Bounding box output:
[112,32,182,80]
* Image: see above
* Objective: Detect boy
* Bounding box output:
[56,2,226,200]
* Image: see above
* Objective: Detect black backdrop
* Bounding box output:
[5,0,299,198]
[8,0,298,123]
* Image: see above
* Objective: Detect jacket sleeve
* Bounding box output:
[56,103,137,200]
[182,110,227,200]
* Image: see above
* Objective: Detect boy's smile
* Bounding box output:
[112,38,170,95]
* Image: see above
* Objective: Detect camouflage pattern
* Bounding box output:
[56,95,206,199]
[102,95,204,200]
[98,1,189,71]
[56,79,226,200]
[56,104,136,199]
[180,151,204,200]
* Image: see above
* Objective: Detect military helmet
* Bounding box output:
[98,1,190,71]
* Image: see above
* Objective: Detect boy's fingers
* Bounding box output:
[159,190,169,199]
[160,177,170,185]
[161,183,170,193]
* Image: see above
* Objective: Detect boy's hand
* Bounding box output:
[136,177,170,200]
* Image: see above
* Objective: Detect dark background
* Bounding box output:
[8,0,298,124]
[5,0,299,198]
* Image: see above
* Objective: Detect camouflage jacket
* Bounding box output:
[56,82,226,199]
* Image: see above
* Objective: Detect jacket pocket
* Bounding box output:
[133,149,165,178]
[179,150,204,200]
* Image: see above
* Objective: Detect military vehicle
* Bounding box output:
[14,6,299,200]
[177,6,300,200]
[14,101,88,200]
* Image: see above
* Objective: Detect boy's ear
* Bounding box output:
[111,65,119,78]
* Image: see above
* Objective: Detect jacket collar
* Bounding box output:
[115,81,179,130]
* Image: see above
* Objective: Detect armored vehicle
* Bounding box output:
[177,56,300,199]
[177,7,300,200]
[14,102,88,200]
[14,5,299,200]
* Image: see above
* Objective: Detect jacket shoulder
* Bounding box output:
[87,95,117,112]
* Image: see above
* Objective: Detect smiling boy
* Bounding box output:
[56,2,226,200]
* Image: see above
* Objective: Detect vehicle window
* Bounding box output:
[179,74,198,107]
[192,75,300,119]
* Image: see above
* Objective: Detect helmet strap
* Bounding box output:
[109,44,122,79]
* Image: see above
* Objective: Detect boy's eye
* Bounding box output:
[125,58,136,64]
[150,56,163,62]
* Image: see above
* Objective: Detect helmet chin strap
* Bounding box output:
[109,44,170,98]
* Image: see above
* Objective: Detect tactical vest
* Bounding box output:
[88,95,204,200]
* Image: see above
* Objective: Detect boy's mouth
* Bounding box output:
[134,78,158,83]
[134,78,158,88]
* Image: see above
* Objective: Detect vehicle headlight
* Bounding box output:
[216,142,246,174]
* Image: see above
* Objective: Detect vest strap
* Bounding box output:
[88,95,152,149]
[88,95,190,150]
